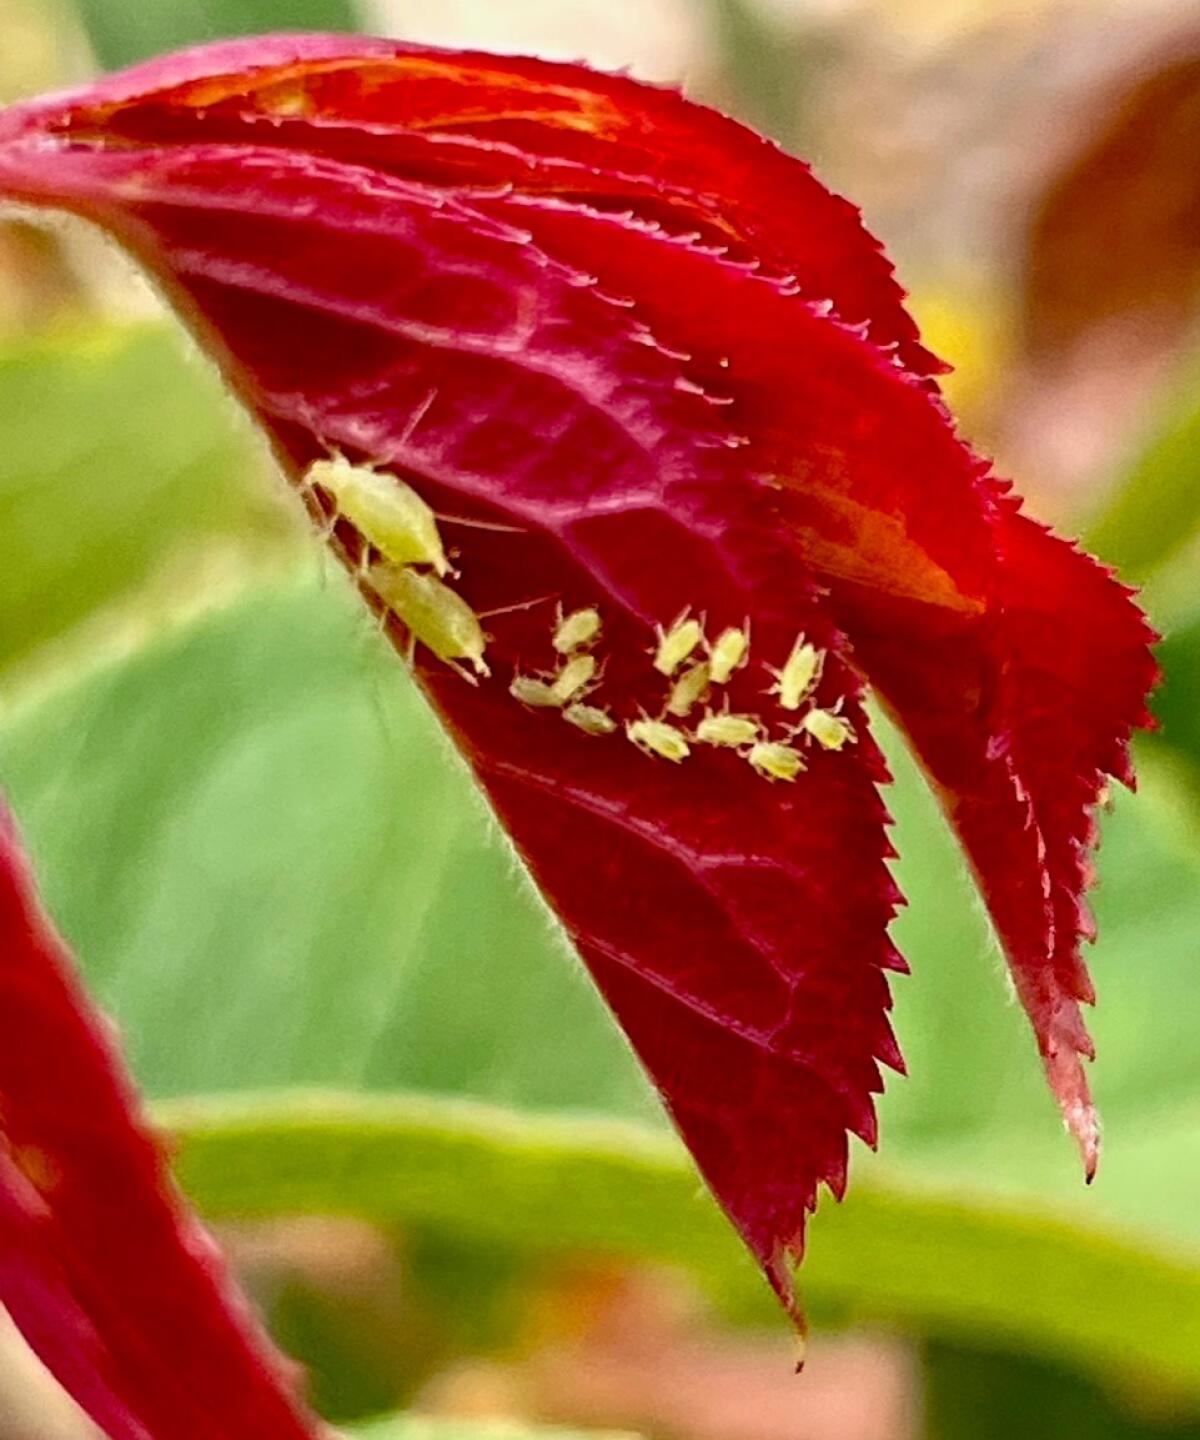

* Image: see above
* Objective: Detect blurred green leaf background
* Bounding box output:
[1,1,1198,1438]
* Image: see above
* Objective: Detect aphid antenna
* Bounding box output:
[398,385,439,448]
[434,511,528,535]
[475,592,560,621]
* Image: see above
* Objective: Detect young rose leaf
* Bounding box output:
[0,806,323,1438]
[0,36,1156,1324]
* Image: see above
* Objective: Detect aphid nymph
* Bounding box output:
[306,455,449,576]
[769,634,824,710]
[708,624,750,685]
[563,702,617,736]
[553,606,602,654]
[695,710,761,749]
[550,653,597,704]
[748,740,807,782]
[653,610,704,675]
[666,661,712,717]
[510,674,561,708]
[626,717,691,763]
[369,562,488,675]
[801,707,857,750]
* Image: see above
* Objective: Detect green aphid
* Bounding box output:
[747,740,806,782]
[369,562,488,676]
[666,661,712,717]
[626,717,691,763]
[708,624,749,684]
[563,702,617,736]
[653,610,704,676]
[801,707,857,750]
[769,634,824,711]
[308,456,449,575]
[695,710,761,749]
[550,653,597,704]
[553,607,602,653]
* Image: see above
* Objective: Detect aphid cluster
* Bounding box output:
[505,600,856,783]
[308,456,861,772]
[635,613,856,780]
[305,455,489,678]
[509,607,615,735]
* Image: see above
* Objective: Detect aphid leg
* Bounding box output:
[298,466,339,542]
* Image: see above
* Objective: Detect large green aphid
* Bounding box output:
[307,455,450,576]
[368,562,489,676]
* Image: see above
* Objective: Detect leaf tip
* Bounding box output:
[1064,1088,1102,1183]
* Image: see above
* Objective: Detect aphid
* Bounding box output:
[626,717,691,763]
[369,562,488,675]
[306,455,449,576]
[510,674,562,708]
[695,710,762,749]
[747,740,807,783]
[708,624,750,684]
[769,634,824,711]
[563,702,617,736]
[801,707,857,750]
[653,610,704,675]
[666,660,712,717]
[553,606,602,654]
[550,653,597,704]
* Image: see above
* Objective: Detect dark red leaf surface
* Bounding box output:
[0,32,1156,1357]
[0,807,322,1439]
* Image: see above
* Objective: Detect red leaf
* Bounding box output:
[0,807,321,1438]
[0,35,1156,1331]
